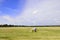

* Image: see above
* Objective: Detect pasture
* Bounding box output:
[0,27,60,40]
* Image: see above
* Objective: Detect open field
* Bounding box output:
[0,27,60,40]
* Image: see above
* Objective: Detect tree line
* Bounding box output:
[0,24,60,27]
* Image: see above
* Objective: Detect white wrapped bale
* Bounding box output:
[32,27,37,32]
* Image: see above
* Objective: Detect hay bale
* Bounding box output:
[32,27,37,32]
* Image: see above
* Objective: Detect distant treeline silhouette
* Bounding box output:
[0,24,60,27]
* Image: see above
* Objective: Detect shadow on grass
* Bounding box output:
[0,37,12,40]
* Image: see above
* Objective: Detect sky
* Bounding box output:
[0,0,60,25]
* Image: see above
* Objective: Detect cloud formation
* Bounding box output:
[0,0,60,25]
[16,0,60,25]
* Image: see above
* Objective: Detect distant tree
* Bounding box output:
[3,24,8,27]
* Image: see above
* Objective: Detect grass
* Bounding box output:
[0,27,60,40]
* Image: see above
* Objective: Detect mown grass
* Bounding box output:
[0,27,60,40]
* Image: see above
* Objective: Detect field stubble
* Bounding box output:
[0,27,60,40]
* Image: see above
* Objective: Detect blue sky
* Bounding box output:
[0,0,26,17]
[0,0,60,25]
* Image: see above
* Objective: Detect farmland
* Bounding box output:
[0,27,60,40]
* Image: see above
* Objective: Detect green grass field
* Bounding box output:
[0,27,60,40]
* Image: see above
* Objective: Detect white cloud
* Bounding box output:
[2,15,15,22]
[0,0,60,25]
[32,10,39,15]
[16,0,60,25]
